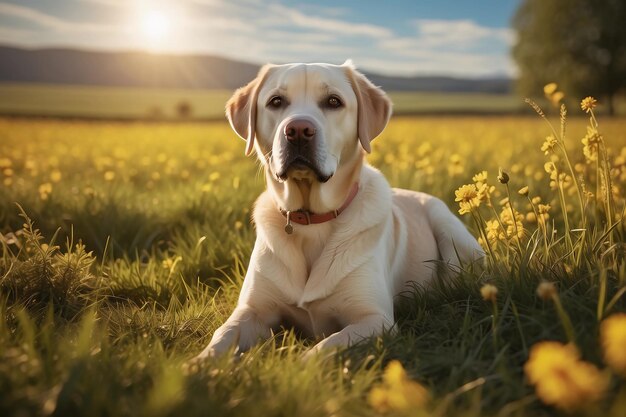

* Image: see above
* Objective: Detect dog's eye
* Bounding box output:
[326,95,342,109]
[267,96,284,109]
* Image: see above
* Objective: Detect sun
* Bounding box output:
[140,10,171,42]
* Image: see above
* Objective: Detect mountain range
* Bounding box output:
[0,45,512,93]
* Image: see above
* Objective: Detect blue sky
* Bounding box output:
[0,0,521,77]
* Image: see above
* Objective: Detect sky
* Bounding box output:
[0,0,521,77]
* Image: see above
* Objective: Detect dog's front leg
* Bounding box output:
[304,313,393,359]
[196,305,272,359]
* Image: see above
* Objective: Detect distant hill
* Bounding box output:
[0,45,512,93]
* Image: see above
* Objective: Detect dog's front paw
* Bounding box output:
[183,342,234,374]
[302,341,340,363]
[182,351,211,375]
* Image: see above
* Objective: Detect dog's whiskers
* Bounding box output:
[254,149,272,181]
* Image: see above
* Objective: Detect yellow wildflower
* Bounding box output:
[447,154,464,176]
[600,313,626,376]
[500,203,524,240]
[104,170,115,181]
[524,341,607,411]
[537,204,551,224]
[580,96,597,113]
[471,171,494,204]
[454,184,480,215]
[382,360,407,386]
[417,142,432,156]
[38,182,52,200]
[472,170,488,186]
[582,127,602,162]
[368,360,429,414]
[50,169,62,183]
[518,186,529,196]
[549,91,564,106]
[480,284,498,302]
[541,135,558,155]
[478,184,495,205]
[484,220,501,249]
[544,83,564,106]
[162,256,182,272]
[543,83,558,96]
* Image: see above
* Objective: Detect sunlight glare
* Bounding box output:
[140,10,170,41]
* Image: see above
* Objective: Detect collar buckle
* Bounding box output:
[284,211,294,234]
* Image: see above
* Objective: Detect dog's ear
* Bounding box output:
[344,63,392,153]
[226,64,275,156]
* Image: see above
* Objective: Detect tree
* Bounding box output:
[512,0,626,115]
[176,100,193,119]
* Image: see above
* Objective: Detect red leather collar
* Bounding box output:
[280,183,359,234]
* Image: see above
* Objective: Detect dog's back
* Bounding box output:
[391,188,484,288]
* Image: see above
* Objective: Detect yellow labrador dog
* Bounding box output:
[197,61,483,359]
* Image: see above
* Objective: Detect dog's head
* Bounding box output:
[226,62,392,184]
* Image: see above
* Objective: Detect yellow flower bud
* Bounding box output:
[480,284,498,302]
[536,282,557,301]
[497,168,509,184]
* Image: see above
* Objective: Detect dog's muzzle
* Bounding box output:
[274,116,331,183]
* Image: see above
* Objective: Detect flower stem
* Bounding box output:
[505,184,523,255]
[551,293,575,344]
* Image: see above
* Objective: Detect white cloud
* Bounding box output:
[373,19,515,76]
[413,19,514,47]
[75,0,128,7]
[0,2,120,32]
[379,19,513,53]
[357,52,514,78]
[263,30,336,44]
[0,3,71,30]
[267,3,392,38]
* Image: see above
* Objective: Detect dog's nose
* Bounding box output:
[284,119,316,143]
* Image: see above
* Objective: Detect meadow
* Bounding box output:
[1,103,626,416]
[0,83,531,120]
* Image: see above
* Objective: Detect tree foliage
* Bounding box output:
[512,0,626,114]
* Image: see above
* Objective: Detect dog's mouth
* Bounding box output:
[275,156,333,183]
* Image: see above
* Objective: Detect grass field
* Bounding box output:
[1,108,626,416]
[0,83,532,120]
[1,84,625,120]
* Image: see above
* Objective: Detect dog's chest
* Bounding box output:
[297,224,332,276]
